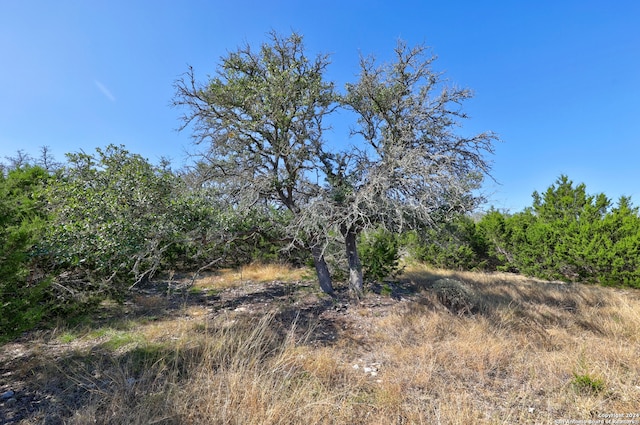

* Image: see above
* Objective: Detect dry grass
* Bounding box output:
[193,262,311,291]
[3,264,640,424]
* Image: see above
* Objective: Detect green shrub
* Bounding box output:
[406,215,492,271]
[41,145,206,301]
[358,228,401,282]
[481,176,640,288]
[0,166,51,340]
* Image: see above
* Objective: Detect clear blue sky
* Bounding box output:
[1,0,639,212]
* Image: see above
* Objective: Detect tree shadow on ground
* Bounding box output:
[0,277,348,424]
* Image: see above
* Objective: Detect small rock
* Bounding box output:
[363,365,379,376]
[5,397,17,407]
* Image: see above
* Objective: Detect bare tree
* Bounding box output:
[174,33,497,297]
[312,41,498,295]
[36,146,62,172]
[4,149,33,170]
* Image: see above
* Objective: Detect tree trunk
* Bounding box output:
[343,226,364,297]
[310,245,334,296]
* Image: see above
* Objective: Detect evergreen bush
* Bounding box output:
[358,228,401,282]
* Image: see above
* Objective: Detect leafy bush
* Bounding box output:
[41,145,207,302]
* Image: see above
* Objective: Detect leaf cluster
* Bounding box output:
[406,215,491,271]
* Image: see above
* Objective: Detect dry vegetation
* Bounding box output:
[2,263,640,424]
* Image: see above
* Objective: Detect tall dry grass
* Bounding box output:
[66,312,373,425]
[34,265,640,424]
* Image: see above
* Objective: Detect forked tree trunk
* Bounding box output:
[343,226,364,297]
[310,245,334,296]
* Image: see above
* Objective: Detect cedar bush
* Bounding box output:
[406,175,640,288]
[479,176,640,288]
[358,228,401,282]
[406,216,494,271]
[0,166,51,340]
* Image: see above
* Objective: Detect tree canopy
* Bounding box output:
[174,32,497,295]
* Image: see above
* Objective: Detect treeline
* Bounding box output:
[411,175,640,287]
[2,146,639,339]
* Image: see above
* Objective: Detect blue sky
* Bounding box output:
[1,1,639,212]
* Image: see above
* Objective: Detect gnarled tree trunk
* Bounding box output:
[310,244,334,296]
[343,225,364,297]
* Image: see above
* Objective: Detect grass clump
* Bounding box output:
[431,277,478,315]
[102,331,142,351]
[571,373,606,395]
[57,332,79,343]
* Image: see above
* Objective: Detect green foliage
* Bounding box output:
[358,228,401,281]
[41,145,207,302]
[583,197,640,287]
[475,209,513,271]
[2,144,308,340]
[0,165,51,340]
[480,175,640,288]
[400,175,640,289]
[406,215,493,271]
[571,373,605,394]
[223,207,303,266]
